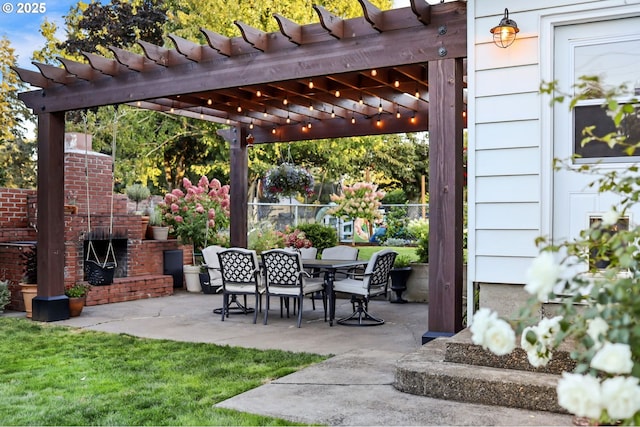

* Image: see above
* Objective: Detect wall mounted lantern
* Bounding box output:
[490,8,519,48]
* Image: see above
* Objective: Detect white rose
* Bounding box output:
[525,252,562,302]
[586,317,609,349]
[520,326,537,353]
[601,208,620,227]
[601,376,640,420]
[591,342,634,374]
[483,319,516,356]
[526,346,552,368]
[557,372,602,419]
[470,308,498,346]
[536,316,563,347]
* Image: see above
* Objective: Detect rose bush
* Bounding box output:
[159,176,230,263]
[470,78,640,425]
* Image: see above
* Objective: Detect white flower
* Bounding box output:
[520,325,552,367]
[601,208,620,227]
[557,372,602,419]
[591,342,634,374]
[525,252,562,302]
[483,319,516,356]
[536,316,563,347]
[470,308,498,346]
[586,317,609,349]
[601,376,640,420]
[526,347,552,368]
[520,326,537,353]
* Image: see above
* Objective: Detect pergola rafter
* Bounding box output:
[14,0,466,342]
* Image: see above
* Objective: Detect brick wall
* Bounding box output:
[0,138,197,313]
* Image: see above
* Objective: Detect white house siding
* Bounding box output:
[468,0,636,317]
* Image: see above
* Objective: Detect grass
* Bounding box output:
[0,318,327,426]
[357,245,419,262]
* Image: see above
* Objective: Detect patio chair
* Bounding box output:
[261,249,327,328]
[201,245,225,294]
[321,245,360,279]
[217,248,263,323]
[332,249,397,326]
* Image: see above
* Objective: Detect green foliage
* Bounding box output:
[295,223,338,255]
[393,254,412,268]
[64,283,92,298]
[0,318,325,425]
[125,183,151,212]
[407,219,429,263]
[0,279,10,311]
[382,188,407,204]
[248,221,284,254]
[148,205,165,226]
[383,205,413,243]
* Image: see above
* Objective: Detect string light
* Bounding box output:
[307,122,312,129]
[249,120,254,129]
[396,109,401,119]
[309,104,314,111]
[371,69,377,76]
[331,107,336,118]
[286,112,291,124]
[263,109,268,117]
[308,79,314,89]
[256,90,262,97]
[378,99,383,113]
[237,106,242,113]
[415,88,420,98]
[136,101,141,107]
[376,114,382,127]
[226,116,231,124]
[394,80,400,88]
[410,113,417,124]
[283,97,288,105]
[207,98,212,105]
[335,90,340,97]
[351,115,356,124]
[272,128,276,134]
[359,95,364,105]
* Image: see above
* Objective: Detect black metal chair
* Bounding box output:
[261,249,326,328]
[217,248,263,323]
[332,249,397,326]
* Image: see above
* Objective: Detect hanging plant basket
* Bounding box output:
[263,163,314,197]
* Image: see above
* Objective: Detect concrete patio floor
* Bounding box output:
[48,290,572,426]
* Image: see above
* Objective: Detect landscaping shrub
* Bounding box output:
[296,223,337,254]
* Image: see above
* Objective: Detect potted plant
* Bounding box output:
[126,183,151,239]
[65,283,92,317]
[263,163,314,198]
[389,254,413,304]
[149,206,169,240]
[0,279,10,314]
[159,176,231,292]
[19,245,38,318]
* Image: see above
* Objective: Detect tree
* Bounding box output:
[0,37,35,188]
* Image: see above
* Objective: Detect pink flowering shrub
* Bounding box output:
[328,182,385,223]
[159,176,230,255]
[277,226,312,249]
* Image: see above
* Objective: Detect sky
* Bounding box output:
[0,0,415,71]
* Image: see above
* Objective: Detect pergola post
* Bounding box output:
[32,111,70,321]
[228,126,249,248]
[424,57,464,342]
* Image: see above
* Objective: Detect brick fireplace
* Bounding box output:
[0,133,193,312]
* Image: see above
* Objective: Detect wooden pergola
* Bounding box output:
[15,0,466,341]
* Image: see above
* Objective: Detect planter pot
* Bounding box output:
[390,267,412,303]
[140,215,150,240]
[184,265,202,293]
[68,296,86,317]
[152,226,169,241]
[20,283,38,318]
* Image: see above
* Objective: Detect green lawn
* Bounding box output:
[357,245,419,262]
[0,318,326,426]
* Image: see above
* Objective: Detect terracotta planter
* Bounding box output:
[20,283,38,318]
[68,296,86,317]
[140,215,150,239]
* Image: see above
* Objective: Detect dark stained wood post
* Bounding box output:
[424,57,464,342]
[228,126,249,248]
[32,111,70,321]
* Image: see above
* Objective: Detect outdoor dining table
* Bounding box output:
[300,258,369,326]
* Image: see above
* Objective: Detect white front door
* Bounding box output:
[552,17,640,253]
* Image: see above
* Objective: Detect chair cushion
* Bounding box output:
[332,278,368,296]
[225,283,259,294]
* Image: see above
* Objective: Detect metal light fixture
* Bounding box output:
[490,8,519,48]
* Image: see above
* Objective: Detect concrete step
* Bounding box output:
[394,331,569,414]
